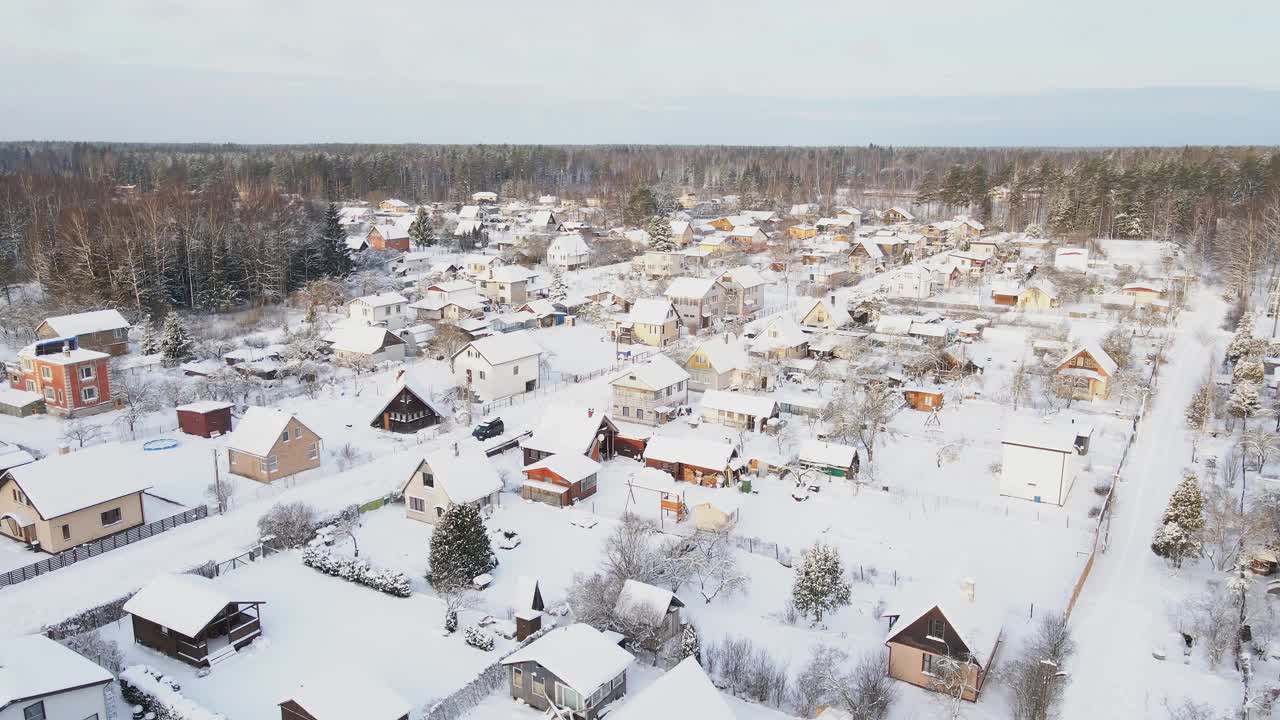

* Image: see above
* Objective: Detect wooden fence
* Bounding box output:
[0,506,209,589]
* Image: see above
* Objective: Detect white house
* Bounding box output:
[0,634,113,720]
[401,444,502,524]
[452,332,544,402]
[890,265,932,299]
[547,234,592,270]
[348,292,409,331]
[700,390,778,431]
[999,422,1080,505]
[324,326,407,366]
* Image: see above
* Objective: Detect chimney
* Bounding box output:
[587,408,594,418]
[961,577,976,602]
[62,342,71,357]
[515,610,543,641]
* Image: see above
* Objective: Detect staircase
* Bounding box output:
[208,643,239,666]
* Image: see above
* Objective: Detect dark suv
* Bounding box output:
[472,417,505,440]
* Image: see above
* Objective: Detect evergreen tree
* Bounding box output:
[428,504,494,591]
[1151,473,1204,568]
[549,266,568,301]
[1228,381,1262,426]
[647,215,675,252]
[1184,382,1213,432]
[158,314,194,365]
[138,315,160,355]
[680,622,701,664]
[624,187,658,227]
[791,542,852,623]
[409,207,435,250]
[320,203,354,278]
[1228,312,1257,365]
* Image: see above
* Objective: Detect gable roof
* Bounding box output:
[352,292,407,308]
[885,592,1003,666]
[521,405,616,457]
[613,579,684,625]
[799,440,858,468]
[124,574,253,638]
[325,326,405,355]
[40,309,129,337]
[1055,342,1118,377]
[611,354,690,391]
[643,436,737,471]
[501,623,635,695]
[750,315,808,352]
[609,657,733,720]
[548,233,590,257]
[282,672,410,720]
[410,445,502,504]
[454,332,543,366]
[224,407,313,457]
[369,222,410,241]
[0,635,113,711]
[718,265,767,289]
[627,298,677,326]
[524,453,601,484]
[701,390,778,418]
[687,335,750,373]
[371,373,451,428]
[888,206,917,221]
[1002,421,1079,454]
[664,276,720,300]
[2,446,152,519]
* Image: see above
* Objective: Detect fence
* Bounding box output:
[727,533,794,567]
[1,506,210,589]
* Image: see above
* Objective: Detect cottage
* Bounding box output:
[788,223,818,240]
[999,422,1080,505]
[366,222,411,252]
[664,277,723,331]
[610,355,690,426]
[684,335,752,392]
[279,674,410,720]
[451,332,544,402]
[0,447,151,553]
[903,387,945,412]
[609,657,734,720]
[883,206,916,224]
[613,579,684,649]
[884,586,1003,702]
[700,390,778,431]
[500,624,634,720]
[797,440,859,477]
[471,191,498,204]
[669,220,694,246]
[1016,279,1058,311]
[528,209,561,232]
[522,453,603,507]
[1121,281,1167,305]
[547,233,591,269]
[891,265,933,299]
[378,198,411,214]
[0,635,114,720]
[477,266,539,306]
[643,436,741,487]
[410,283,487,322]
[176,400,234,438]
[9,338,113,417]
[325,326,407,366]
[690,497,740,533]
[36,309,130,356]
[521,405,617,465]
[797,297,849,330]
[641,250,687,278]
[716,266,768,320]
[727,225,768,251]
[402,444,501,523]
[1054,247,1089,272]
[1054,342,1117,402]
[124,573,264,668]
[349,292,409,331]
[370,371,449,434]
[849,238,886,274]
[749,315,809,359]
[611,299,680,348]
[461,253,505,276]
[989,283,1020,307]
[224,407,322,483]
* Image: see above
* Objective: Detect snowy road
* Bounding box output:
[1061,291,1234,717]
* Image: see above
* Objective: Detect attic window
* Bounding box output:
[928,618,946,640]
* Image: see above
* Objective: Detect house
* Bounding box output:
[1054,342,1117,402]
[451,332,544,402]
[0,634,113,720]
[664,277,723,331]
[477,266,538,306]
[0,387,43,418]
[700,390,778,431]
[611,299,680,348]
[903,387,945,412]
[428,260,463,278]
[610,657,733,720]
[0,442,34,475]
[797,297,848,330]
[176,400,234,438]
[521,453,603,507]
[797,440,859,477]
[325,326,407,366]
[891,265,933,299]
[716,266,768,319]
[279,674,410,720]
[1016,279,1058,311]
[948,251,989,274]
[0,447,151,553]
[123,573,264,668]
[690,497,740,533]
[366,222,411,252]
[349,292,408,331]
[849,238,885,274]
[338,205,374,227]
[815,216,860,237]
[678,192,699,208]
[883,206,916,224]
[370,371,449,434]
[749,315,809,359]
[462,253,505,276]
[454,219,485,239]
[521,405,618,465]
[669,220,694,247]
[500,623,634,720]
[399,323,438,355]
[378,198,411,214]
[528,210,561,232]
[989,283,1020,307]
[613,579,684,649]
[727,225,768,251]
[643,436,741,487]
[610,354,690,426]
[1054,247,1089,272]
[471,191,498,204]
[1121,281,1167,305]
[36,309,130,356]
[684,335,751,391]
[884,586,1003,702]
[790,203,818,218]
[224,407,322,483]
[1000,421,1082,505]
[641,250,686,278]
[9,338,113,417]
[547,233,591,269]
[411,279,485,320]
[788,223,818,240]
[401,444,501,523]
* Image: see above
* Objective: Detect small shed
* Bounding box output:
[691,498,740,533]
[903,387,945,412]
[280,673,410,720]
[612,421,654,460]
[521,454,602,508]
[124,574,264,668]
[176,401,234,438]
[0,387,44,418]
[798,440,860,477]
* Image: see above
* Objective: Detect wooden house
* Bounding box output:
[664,277,723,331]
[369,371,449,434]
[1016,279,1058,311]
[366,223,411,252]
[36,309,131,356]
[1053,343,1117,402]
[124,574,264,668]
[610,354,690,426]
[610,299,680,348]
[700,390,778,432]
[401,444,501,523]
[224,407,322,483]
[797,440,859,478]
[883,207,916,224]
[521,405,618,465]
[325,326,407,366]
[903,387,945,411]
[643,436,741,487]
[684,335,752,392]
[884,587,1002,702]
[613,579,684,649]
[176,400,234,438]
[500,624,634,720]
[521,453,603,507]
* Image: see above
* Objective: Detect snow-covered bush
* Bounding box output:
[464,625,494,651]
[120,665,224,720]
[301,547,412,597]
[257,501,319,548]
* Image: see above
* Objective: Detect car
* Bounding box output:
[472,417,505,440]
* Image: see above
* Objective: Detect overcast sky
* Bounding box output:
[3,0,1278,145]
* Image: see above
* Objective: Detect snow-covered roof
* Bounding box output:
[687,335,749,373]
[727,225,763,239]
[874,315,914,336]
[40,309,129,336]
[548,233,590,257]
[501,623,635,695]
[855,238,885,259]
[425,279,476,294]
[382,198,410,208]
[483,265,538,284]
[1002,421,1079,454]
[413,445,501,504]
[609,657,733,720]
[3,446,152,519]
[455,219,484,236]
[1056,341,1118,377]
[283,672,410,720]
[370,222,410,241]
[19,344,109,365]
[799,440,858,468]
[0,387,42,409]
[718,265,767,289]
[0,442,35,474]
[513,576,541,612]
[372,373,450,427]
[701,390,777,418]
[669,220,691,235]
[458,205,481,219]
[888,206,916,220]
[644,436,737,471]
[664,276,720,299]
[177,400,234,414]
[455,332,543,366]
[224,406,309,457]
[325,326,402,355]
[612,354,690,391]
[613,579,683,625]
[529,210,556,226]
[124,574,248,638]
[624,228,652,245]
[750,315,809,352]
[524,453,601,484]
[0,634,113,709]
[627,298,677,326]
[886,589,1004,665]
[521,405,614,457]
[352,292,407,308]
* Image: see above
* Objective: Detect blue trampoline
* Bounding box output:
[143,438,180,451]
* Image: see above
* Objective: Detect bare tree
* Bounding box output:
[1005,363,1035,411]
[332,509,362,557]
[684,531,749,604]
[928,654,979,719]
[205,467,236,514]
[1006,612,1075,720]
[59,419,106,449]
[113,374,158,438]
[849,381,898,465]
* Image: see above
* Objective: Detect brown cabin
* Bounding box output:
[279,675,411,720]
[370,372,448,434]
[123,574,263,668]
[521,454,602,508]
[903,388,944,412]
[176,401,234,438]
[884,599,1002,703]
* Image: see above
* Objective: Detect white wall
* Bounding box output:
[999,444,1075,506]
[0,684,109,720]
[453,354,538,402]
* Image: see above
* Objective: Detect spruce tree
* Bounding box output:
[409,207,435,250]
[549,266,568,301]
[1228,382,1262,427]
[320,203,354,278]
[1228,311,1256,365]
[158,314,194,365]
[428,504,494,591]
[1151,473,1204,568]
[647,215,675,252]
[680,622,701,664]
[138,315,160,355]
[791,542,852,623]
[624,187,658,226]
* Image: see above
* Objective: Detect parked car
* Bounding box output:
[472,417,505,440]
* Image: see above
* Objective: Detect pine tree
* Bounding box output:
[1234,357,1265,384]
[1184,382,1212,432]
[624,187,658,226]
[680,622,701,664]
[428,504,494,592]
[409,207,435,250]
[1228,381,1262,426]
[549,266,568,301]
[158,314,194,365]
[1228,312,1256,365]
[647,215,675,252]
[791,542,852,623]
[320,203,354,278]
[138,315,160,355]
[1152,473,1204,568]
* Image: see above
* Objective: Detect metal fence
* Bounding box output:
[0,506,209,589]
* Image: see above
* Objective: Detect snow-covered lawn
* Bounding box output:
[0,535,41,573]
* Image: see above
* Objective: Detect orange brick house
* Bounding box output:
[366,223,412,252]
[7,338,113,417]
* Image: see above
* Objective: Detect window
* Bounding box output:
[581,475,597,494]
[81,387,97,402]
[268,455,279,471]
[555,683,582,711]
[622,406,630,417]
[79,365,94,380]
[100,508,122,527]
[40,366,52,380]
[306,442,319,460]
[929,618,946,639]
[43,388,55,401]
[612,673,624,689]
[410,497,425,512]
[61,524,70,541]
[921,653,936,675]
[513,365,519,375]
[423,472,435,488]
[25,380,34,392]
[281,430,290,443]
[635,409,644,420]
[20,358,31,371]
[294,427,302,439]
[512,666,523,688]
[22,701,46,720]
[532,676,544,698]
[478,370,486,380]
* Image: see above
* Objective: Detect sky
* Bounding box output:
[2,0,1279,146]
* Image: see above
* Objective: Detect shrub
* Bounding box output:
[1093,481,1112,496]
[257,501,319,548]
[464,625,494,651]
[301,547,411,597]
[120,665,224,720]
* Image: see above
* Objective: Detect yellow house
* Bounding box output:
[883,207,916,224]
[797,298,848,330]
[1016,279,1058,311]
[224,407,323,483]
[378,198,411,214]
[788,224,818,240]
[685,335,751,391]
[1120,281,1167,305]
[401,446,502,524]
[612,299,680,348]
[1054,342,1118,401]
